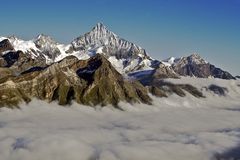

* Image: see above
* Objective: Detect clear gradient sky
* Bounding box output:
[1,0,240,75]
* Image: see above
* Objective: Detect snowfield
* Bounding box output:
[0,78,240,160]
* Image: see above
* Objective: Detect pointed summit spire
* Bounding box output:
[96,22,105,27]
[92,22,108,33]
[86,22,118,42]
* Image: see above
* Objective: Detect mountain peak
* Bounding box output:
[36,34,55,42]
[91,22,109,32]
[95,22,106,28]
[89,22,116,39]
[187,53,207,64]
[35,34,58,46]
[36,34,50,40]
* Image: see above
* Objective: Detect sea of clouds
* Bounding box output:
[0,78,240,160]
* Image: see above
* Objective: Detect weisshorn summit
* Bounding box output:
[0,23,236,107]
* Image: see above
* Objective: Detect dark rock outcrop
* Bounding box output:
[209,65,235,80]
[208,84,228,96]
[21,66,47,75]
[0,39,14,54]
[213,143,240,160]
[2,51,20,67]
[148,81,204,98]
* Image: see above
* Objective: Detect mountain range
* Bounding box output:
[0,23,236,107]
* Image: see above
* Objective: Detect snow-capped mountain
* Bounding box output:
[0,35,91,64]
[162,54,235,79]
[34,34,62,63]
[0,23,158,73]
[0,36,41,58]
[71,23,157,73]
[162,53,207,66]
[72,23,148,56]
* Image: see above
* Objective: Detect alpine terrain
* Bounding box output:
[0,23,238,108]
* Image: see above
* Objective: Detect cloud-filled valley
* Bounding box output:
[0,78,240,160]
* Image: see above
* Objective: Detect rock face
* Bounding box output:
[129,62,179,86]
[152,63,179,79]
[0,50,47,77]
[209,65,235,80]
[128,62,203,98]
[34,34,62,62]
[171,54,235,79]
[0,39,14,54]
[0,54,151,108]
[207,84,228,96]
[147,81,204,98]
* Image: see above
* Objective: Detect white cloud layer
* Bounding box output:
[0,78,240,160]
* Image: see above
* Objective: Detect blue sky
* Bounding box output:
[1,0,240,75]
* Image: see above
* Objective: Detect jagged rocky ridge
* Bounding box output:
[162,54,235,80]
[0,54,151,107]
[128,63,204,98]
[0,23,158,74]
